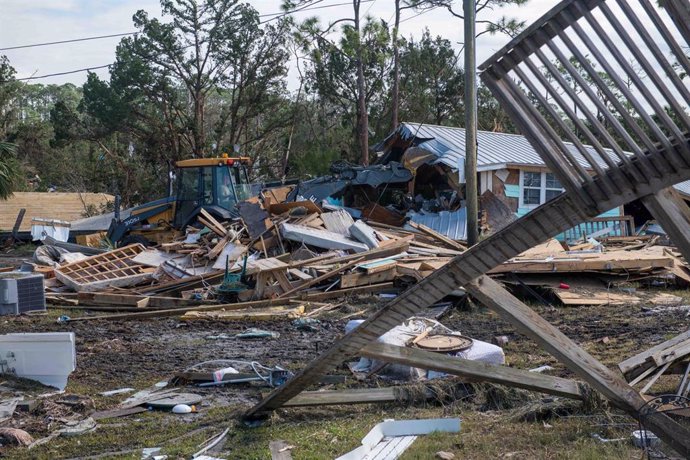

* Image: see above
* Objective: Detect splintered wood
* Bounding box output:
[244,1,690,454]
[55,244,154,292]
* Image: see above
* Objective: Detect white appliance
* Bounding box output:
[0,332,76,390]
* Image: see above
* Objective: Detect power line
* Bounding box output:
[0,1,373,51]
[260,0,374,23]
[3,0,382,82]
[0,33,136,51]
[400,7,438,24]
[12,65,111,82]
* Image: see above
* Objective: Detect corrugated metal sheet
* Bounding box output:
[374,122,690,200]
[673,180,690,197]
[405,208,467,241]
[376,122,619,172]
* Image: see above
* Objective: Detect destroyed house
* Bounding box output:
[375,122,690,240]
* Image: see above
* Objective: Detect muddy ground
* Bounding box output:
[0,247,689,458]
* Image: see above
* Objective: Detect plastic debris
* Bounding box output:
[292,317,320,332]
[235,328,280,339]
[172,404,193,414]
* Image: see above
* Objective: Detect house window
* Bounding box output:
[522,171,541,206]
[519,171,564,208]
[545,173,563,201]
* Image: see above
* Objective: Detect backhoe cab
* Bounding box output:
[107,155,253,247]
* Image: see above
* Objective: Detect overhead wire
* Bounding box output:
[0,1,374,51]
[0,32,136,51]
[1,0,396,82]
[399,6,438,24]
[11,64,111,82]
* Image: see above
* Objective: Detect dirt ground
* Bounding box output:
[0,249,689,459]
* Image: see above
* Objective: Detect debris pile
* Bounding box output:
[14,187,690,320]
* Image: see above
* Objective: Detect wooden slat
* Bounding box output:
[619,329,690,379]
[642,188,690,266]
[243,193,592,420]
[0,192,113,232]
[466,275,690,456]
[281,387,424,407]
[277,257,364,298]
[361,343,584,400]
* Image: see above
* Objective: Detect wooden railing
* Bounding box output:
[561,216,635,243]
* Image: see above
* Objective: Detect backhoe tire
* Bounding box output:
[119,234,151,248]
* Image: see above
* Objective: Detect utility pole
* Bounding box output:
[464,0,478,246]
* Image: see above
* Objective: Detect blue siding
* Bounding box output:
[504,184,520,198]
[514,206,623,241]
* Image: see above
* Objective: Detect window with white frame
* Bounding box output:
[519,171,564,208]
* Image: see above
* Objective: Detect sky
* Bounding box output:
[0,0,555,90]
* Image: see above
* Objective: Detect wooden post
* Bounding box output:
[464,0,478,246]
[466,275,690,456]
[361,342,584,400]
[11,208,25,241]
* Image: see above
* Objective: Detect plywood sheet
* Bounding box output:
[0,192,114,232]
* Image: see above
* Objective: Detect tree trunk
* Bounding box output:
[282,79,303,181]
[354,0,369,166]
[391,0,401,131]
[193,91,205,158]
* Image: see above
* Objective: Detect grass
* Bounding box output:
[2,288,685,458]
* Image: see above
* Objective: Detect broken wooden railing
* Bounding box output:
[244,0,690,455]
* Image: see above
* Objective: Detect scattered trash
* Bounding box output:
[141,447,163,460]
[0,427,34,446]
[171,404,193,414]
[529,366,555,374]
[336,418,460,460]
[57,417,97,437]
[193,427,230,458]
[292,317,320,332]
[235,328,280,339]
[147,393,202,411]
[100,388,136,397]
[205,334,233,340]
[631,430,660,449]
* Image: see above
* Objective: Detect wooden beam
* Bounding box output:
[407,221,467,251]
[641,188,690,264]
[281,387,424,407]
[466,275,690,456]
[619,329,690,380]
[66,283,398,322]
[277,257,364,298]
[340,267,397,288]
[360,342,584,400]
[294,282,396,301]
[77,292,207,308]
[65,297,297,322]
[242,194,595,420]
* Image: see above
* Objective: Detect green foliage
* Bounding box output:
[303,17,392,119]
[0,0,534,206]
[0,56,21,139]
[398,30,464,126]
[0,142,22,199]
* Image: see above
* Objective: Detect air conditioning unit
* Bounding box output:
[0,272,46,315]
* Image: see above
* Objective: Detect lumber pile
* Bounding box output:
[31,189,690,313]
[34,191,469,317]
[492,239,690,307]
[619,329,690,396]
